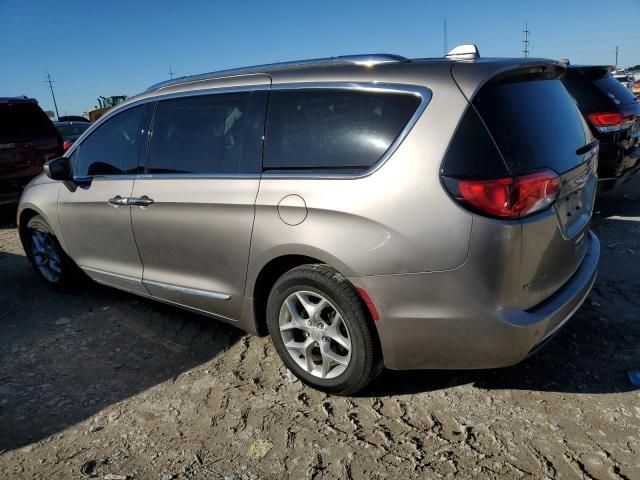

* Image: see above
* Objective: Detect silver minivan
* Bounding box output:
[18,46,600,394]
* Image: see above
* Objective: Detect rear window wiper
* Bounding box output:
[576,140,599,156]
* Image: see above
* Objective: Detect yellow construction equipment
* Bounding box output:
[87,95,127,122]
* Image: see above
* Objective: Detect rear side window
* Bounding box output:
[75,105,147,177]
[473,79,587,175]
[441,106,508,179]
[263,89,421,172]
[0,102,58,143]
[147,91,267,175]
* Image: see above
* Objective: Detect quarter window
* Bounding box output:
[263,89,422,172]
[147,91,267,174]
[75,105,147,177]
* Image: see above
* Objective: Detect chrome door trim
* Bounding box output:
[82,266,142,283]
[263,82,432,180]
[143,279,232,301]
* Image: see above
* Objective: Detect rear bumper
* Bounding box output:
[597,143,640,190]
[352,232,600,370]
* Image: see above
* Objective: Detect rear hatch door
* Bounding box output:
[468,69,598,308]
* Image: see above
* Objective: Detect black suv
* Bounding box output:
[563,65,640,190]
[0,97,63,205]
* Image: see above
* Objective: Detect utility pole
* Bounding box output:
[522,22,530,58]
[443,19,448,55]
[615,46,619,67]
[45,71,60,120]
[169,67,175,79]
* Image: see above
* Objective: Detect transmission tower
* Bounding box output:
[522,22,530,58]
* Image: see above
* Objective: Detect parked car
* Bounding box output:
[53,121,92,150]
[58,115,91,123]
[17,47,600,394]
[612,72,635,90]
[563,65,640,189]
[0,96,62,205]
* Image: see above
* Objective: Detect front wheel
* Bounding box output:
[266,264,382,395]
[24,215,76,289]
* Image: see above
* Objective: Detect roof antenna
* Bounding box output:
[445,44,480,60]
[443,19,448,56]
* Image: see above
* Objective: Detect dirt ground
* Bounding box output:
[1,179,639,480]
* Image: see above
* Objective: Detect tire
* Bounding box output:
[266,264,382,395]
[24,215,77,289]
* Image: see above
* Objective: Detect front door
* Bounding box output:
[58,104,149,294]
[130,88,269,321]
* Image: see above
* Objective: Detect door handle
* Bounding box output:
[129,195,154,207]
[108,195,128,206]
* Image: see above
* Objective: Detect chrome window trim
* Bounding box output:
[262,82,432,180]
[150,83,271,104]
[68,82,431,181]
[74,175,139,182]
[143,279,232,301]
[136,173,262,180]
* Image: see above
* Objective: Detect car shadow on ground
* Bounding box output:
[0,246,243,452]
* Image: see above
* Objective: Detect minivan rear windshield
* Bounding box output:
[0,102,57,143]
[593,75,637,106]
[473,79,587,175]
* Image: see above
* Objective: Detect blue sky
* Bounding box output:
[1,0,639,116]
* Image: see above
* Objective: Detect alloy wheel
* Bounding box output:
[278,290,352,379]
[30,230,62,283]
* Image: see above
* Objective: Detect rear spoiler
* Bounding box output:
[451,58,567,101]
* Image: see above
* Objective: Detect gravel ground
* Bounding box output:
[0,178,639,480]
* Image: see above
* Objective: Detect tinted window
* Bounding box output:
[563,70,616,113]
[0,102,58,143]
[441,106,509,179]
[263,89,421,171]
[75,105,147,177]
[56,123,90,141]
[474,79,587,175]
[594,75,637,106]
[147,91,267,174]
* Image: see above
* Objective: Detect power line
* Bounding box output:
[44,71,60,120]
[522,22,530,58]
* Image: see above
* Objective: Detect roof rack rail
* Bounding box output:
[146,54,409,92]
[445,44,480,60]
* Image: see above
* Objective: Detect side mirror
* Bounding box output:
[43,157,73,181]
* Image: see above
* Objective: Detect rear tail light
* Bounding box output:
[62,140,74,151]
[445,170,561,220]
[587,111,635,132]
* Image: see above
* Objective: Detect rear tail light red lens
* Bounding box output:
[587,111,635,132]
[62,140,74,151]
[450,170,561,219]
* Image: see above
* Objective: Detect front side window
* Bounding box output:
[263,89,422,172]
[75,105,147,177]
[147,91,267,174]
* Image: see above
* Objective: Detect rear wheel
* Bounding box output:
[266,264,381,395]
[25,215,75,289]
